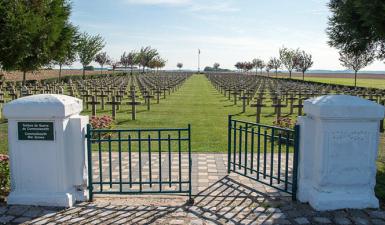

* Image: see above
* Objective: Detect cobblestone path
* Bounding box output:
[0,153,384,224]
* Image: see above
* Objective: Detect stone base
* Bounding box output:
[7,191,75,207]
[74,189,89,202]
[308,189,379,211]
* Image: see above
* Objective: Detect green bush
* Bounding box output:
[0,154,10,197]
[84,66,94,71]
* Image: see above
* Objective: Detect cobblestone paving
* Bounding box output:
[0,153,384,224]
[91,153,294,195]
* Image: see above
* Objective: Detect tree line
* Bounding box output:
[0,0,167,84]
[117,47,166,75]
[0,0,104,84]
[234,47,314,80]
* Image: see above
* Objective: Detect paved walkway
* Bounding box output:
[0,153,384,224]
[90,153,294,196]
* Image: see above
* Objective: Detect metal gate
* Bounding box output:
[227,115,300,200]
[86,124,193,203]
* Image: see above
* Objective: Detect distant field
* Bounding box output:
[2,69,108,81]
[275,71,385,79]
[3,70,385,88]
[295,77,385,89]
[265,72,385,89]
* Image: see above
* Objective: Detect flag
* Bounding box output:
[198,49,201,54]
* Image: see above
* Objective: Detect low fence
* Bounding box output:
[86,124,193,202]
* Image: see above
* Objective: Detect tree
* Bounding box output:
[327,0,385,60]
[213,63,220,71]
[108,60,120,74]
[157,57,166,71]
[252,59,265,75]
[294,50,314,80]
[0,0,73,84]
[258,60,265,75]
[127,51,137,75]
[235,62,243,71]
[266,61,274,77]
[268,57,281,78]
[120,51,136,75]
[235,62,253,72]
[244,62,254,72]
[339,48,375,87]
[51,23,78,81]
[279,47,298,79]
[136,46,159,73]
[95,52,110,75]
[177,63,183,71]
[120,52,129,74]
[77,33,105,79]
[252,59,259,75]
[148,56,166,72]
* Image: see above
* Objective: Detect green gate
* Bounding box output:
[86,124,193,203]
[227,115,300,200]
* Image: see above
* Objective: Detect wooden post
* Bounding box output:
[240,94,248,113]
[107,96,121,120]
[250,99,266,123]
[127,88,141,120]
[272,98,287,120]
[293,98,304,116]
[144,91,154,111]
[87,96,100,116]
[98,90,108,110]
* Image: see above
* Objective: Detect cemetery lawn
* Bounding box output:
[0,74,292,154]
[0,122,7,155]
[82,74,283,152]
[296,77,385,89]
[0,74,384,202]
[378,136,385,204]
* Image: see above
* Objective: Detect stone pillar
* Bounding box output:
[297,95,384,211]
[3,94,89,207]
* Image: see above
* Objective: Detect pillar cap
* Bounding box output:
[4,94,83,119]
[304,95,385,120]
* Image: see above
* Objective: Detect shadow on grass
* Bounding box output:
[264,113,275,117]
[116,119,132,125]
[232,112,244,116]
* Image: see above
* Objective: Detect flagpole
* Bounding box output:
[198,49,200,73]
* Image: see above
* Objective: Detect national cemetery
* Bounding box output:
[0,0,385,224]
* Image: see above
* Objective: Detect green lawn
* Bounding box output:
[294,76,385,89]
[377,136,385,205]
[0,74,285,154]
[83,74,287,152]
[0,122,7,155]
[0,74,383,154]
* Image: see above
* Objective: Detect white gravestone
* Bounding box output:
[3,94,89,207]
[297,95,384,211]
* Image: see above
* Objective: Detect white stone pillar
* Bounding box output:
[297,95,384,211]
[3,94,89,207]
